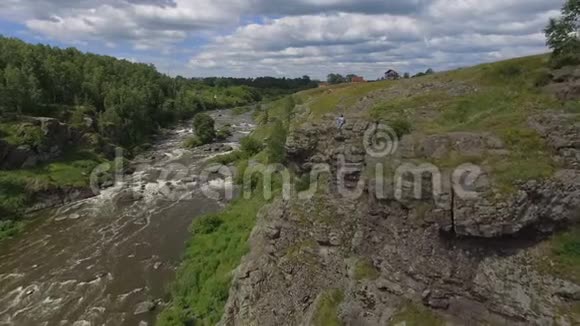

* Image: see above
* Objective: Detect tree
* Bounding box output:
[346,74,358,83]
[403,72,410,79]
[4,65,27,114]
[425,68,435,75]
[327,73,346,84]
[192,113,216,145]
[0,69,6,114]
[545,0,580,63]
[0,35,319,152]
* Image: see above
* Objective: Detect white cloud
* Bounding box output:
[0,0,569,77]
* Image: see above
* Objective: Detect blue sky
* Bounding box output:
[0,0,567,79]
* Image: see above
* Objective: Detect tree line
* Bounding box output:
[326,68,435,84]
[0,36,316,150]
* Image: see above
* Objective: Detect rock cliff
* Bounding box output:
[0,117,77,170]
[220,113,580,325]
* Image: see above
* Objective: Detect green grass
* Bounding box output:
[0,149,105,237]
[0,122,44,146]
[390,302,445,326]
[538,227,580,284]
[156,192,268,326]
[366,55,563,193]
[300,80,394,117]
[158,95,298,326]
[353,259,380,281]
[312,289,345,326]
[0,220,25,241]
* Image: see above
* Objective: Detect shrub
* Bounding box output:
[215,127,233,141]
[192,215,224,235]
[533,69,554,87]
[496,64,522,78]
[17,124,44,147]
[387,118,413,138]
[266,120,287,163]
[564,101,580,113]
[234,160,249,185]
[0,220,24,241]
[294,174,312,193]
[193,113,216,145]
[184,136,203,148]
[240,137,263,156]
[550,52,580,69]
[212,150,245,165]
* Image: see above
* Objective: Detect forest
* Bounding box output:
[0,36,316,149]
[0,36,317,230]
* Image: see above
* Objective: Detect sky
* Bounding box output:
[0,0,567,80]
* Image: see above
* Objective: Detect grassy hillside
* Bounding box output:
[157,97,296,325]
[161,54,580,325]
[295,54,578,193]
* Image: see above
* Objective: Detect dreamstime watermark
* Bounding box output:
[88,123,487,205]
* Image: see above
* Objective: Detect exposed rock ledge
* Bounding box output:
[220,113,580,326]
[25,186,96,213]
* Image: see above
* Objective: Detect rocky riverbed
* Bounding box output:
[0,109,255,326]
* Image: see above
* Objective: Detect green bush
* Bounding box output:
[0,220,24,241]
[234,159,250,185]
[533,69,554,87]
[216,127,233,141]
[550,53,580,68]
[240,137,263,156]
[183,136,203,148]
[193,113,216,145]
[294,174,312,193]
[387,118,413,138]
[266,120,287,163]
[192,215,224,234]
[212,150,246,165]
[496,64,522,78]
[564,101,580,113]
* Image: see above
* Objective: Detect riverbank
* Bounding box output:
[157,96,297,325]
[0,109,256,326]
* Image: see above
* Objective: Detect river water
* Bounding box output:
[0,109,255,326]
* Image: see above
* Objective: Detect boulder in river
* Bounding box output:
[134,301,157,315]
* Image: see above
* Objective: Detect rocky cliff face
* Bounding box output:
[220,113,580,325]
[0,117,77,170]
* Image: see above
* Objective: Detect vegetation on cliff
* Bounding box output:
[158,96,297,325]
[160,46,580,324]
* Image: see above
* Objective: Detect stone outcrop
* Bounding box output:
[529,113,580,169]
[453,171,580,237]
[545,66,580,101]
[0,117,77,170]
[220,114,580,326]
[26,186,96,213]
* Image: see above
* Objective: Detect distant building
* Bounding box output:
[351,76,366,83]
[384,69,400,80]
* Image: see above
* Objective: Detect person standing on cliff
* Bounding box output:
[336,114,346,130]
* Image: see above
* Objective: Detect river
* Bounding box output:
[0,109,255,326]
